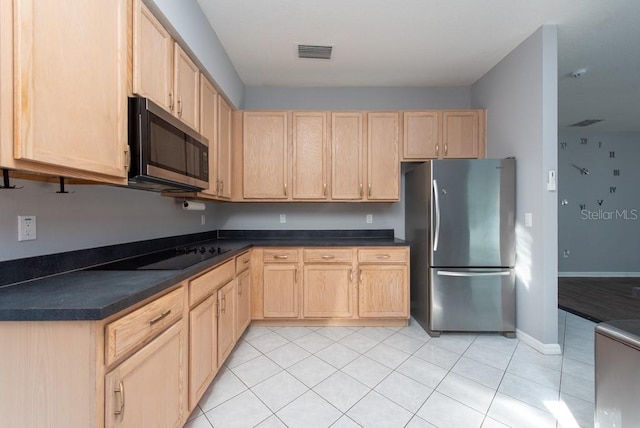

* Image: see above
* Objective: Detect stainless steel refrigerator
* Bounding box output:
[405,158,516,336]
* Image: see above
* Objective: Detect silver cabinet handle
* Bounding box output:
[349,268,353,283]
[114,381,125,415]
[376,254,390,260]
[321,255,335,259]
[273,255,288,259]
[359,184,363,198]
[177,99,183,117]
[433,179,440,252]
[435,144,439,157]
[284,183,287,197]
[168,92,174,111]
[323,183,327,197]
[436,271,511,277]
[368,184,372,198]
[149,310,171,325]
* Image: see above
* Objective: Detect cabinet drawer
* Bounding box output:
[106,287,184,366]
[304,248,353,263]
[358,248,408,263]
[263,248,299,263]
[190,259,235,307]
[236,251,251,273]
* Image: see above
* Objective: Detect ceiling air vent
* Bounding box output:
[297,44,333,60]
[569,119,603,127]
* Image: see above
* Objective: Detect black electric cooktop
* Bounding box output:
[90,243,230,271]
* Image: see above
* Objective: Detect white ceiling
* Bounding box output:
[197,0,640,131]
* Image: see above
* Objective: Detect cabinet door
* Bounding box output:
[200,76,218,196]
[243,112,289,199]
[292,112,327,199]
[303,265,353,318]
[367,112,399,200]
[358,265,408,318]
[442,111,480,159]
[13,0,127,179]
[236,269,251,336]
[174,43,200,130]
[331,112,364,200]
[403,111,440,159]
[105,322,186,428]
[217,279,236,366]
[217,96,233,199]
[189,294,217,410]
[133,0,173,112]
[263,264,299,318]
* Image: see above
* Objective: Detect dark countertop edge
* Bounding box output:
[0,237,409,322]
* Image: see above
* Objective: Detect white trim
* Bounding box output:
[558,272,640,278]
[516,328,562,355]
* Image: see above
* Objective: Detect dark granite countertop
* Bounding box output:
[0,231,408,321]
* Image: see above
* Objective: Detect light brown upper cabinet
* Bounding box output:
[402,110,486,160]
[217,96,233,199]
[199,76,218,197]
[3,0,128,183]
[133,0,173,112]
[243,112,289,199]
[442,110,485,159]
[133,0,199,130]
[173,44,200,131]
[403,111,440,159]
[292,112,328,200]
[367,112,400,200]
[331,112,365,200]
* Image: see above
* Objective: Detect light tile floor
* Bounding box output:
[185,310,595,428]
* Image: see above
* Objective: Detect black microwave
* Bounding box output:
[127,96,209,192]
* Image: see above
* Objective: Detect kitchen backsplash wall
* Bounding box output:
[0,179,218,261]
[558,130,640,275]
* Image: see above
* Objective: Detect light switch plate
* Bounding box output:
[525,213,533,228]
[18,215,36,241]
[280,214,286,224]
[366,214,373,224]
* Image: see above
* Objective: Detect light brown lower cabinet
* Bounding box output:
[236,269,252,335]
[217,278,237,364]
[188,293,217,408]
[105,322,187,428]
[303,264,354,318]
[252,246,409,323]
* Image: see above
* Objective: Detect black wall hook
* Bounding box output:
[0,168,22,189]
[56,176,69,194]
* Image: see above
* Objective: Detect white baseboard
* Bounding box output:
[558,272,640,278]
[516,328,562,355]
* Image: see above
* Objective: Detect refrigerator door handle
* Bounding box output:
[436,270,511,277]
[433,179,440,252]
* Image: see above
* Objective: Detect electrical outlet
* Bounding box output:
[563,249,570,258]
[201,214,206,225]
[366,214,373,224]
[280,214,286,224]
[525,213,533,227]
[18,215,36,241]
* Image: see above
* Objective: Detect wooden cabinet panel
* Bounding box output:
[200,76,218,196]
[367,112,399,200]
[105,322,187,428]
[13,0,127,179]
[106,287,184,366]
[236,269,251,336]
[303,265,353,318]
[243,112,289,199]
[358,248,408,263]
[292,112,328,199]
[188,294,217,410]
[133,0,173,111]
[442,110,481,159]
[303,248,353,263]
[358,265,409,318]
[189,260,234,307]
[263,264,299,318]
[217,96,233,199]
[403,111,440,159]
[174,43,200,131]
[217,279,236,365]
[236,251,251,273]
[331,112,364,200]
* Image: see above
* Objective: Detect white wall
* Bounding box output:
[0,180,217,261]
[147,0,245,108]
[244,86,471,110]
[471,26,559,350]
[558,130,640,275]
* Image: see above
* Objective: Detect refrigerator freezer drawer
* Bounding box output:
[429,268,515,333]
